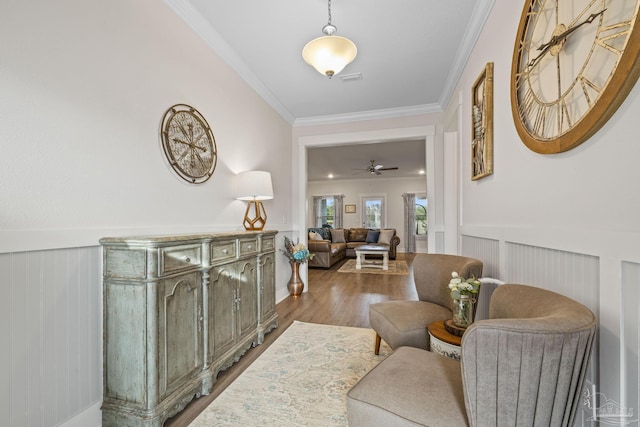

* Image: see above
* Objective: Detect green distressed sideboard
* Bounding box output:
[100,230,278,426]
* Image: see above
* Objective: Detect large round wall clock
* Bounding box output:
[511,0,640,154]
[160,104,217,183]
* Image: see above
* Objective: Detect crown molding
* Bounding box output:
[163,0,296,125]
[438,0,495,108]
[293,103,443,127]
[164,0,494,128]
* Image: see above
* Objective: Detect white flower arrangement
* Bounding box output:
[448,271,481,300]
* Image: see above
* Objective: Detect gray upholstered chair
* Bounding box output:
[347,284,598,426]
[369,254,483,354]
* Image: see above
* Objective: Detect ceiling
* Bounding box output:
[164,0,494,180]
[307,140,426,181]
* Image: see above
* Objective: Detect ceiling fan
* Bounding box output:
[353,160,399,175]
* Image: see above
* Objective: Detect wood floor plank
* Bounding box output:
[165,253,417,426]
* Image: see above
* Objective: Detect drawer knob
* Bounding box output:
[222,249,228,254]
[185,257,191,263]
[247,245,252,249]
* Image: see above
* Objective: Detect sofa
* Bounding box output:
[307,227,401,269]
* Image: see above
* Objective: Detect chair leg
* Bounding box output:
[374,333,381,355]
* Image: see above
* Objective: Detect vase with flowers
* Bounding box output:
[448,272,481,328]
[281,236,314,296]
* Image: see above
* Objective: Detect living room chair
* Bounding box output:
[369,254,483,354]
[347,284,598,426]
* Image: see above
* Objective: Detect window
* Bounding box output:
[317,196,335,227]
[362,196,385,228]
[415,196,427,235]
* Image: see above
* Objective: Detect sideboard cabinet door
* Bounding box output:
[258,252,277,343]
[158,272,202,401]
[209,263,237,366]
[237,259,258,342]
[209,258,258,378]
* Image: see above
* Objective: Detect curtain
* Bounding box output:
[312,196,323,227]
[402,193,416,253]
[334,195,344,228]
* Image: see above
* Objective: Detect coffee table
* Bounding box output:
[355,245,389,270]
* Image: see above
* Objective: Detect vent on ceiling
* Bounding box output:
[340,72,362,82]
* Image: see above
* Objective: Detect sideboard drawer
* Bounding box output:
[211,240,236,263]
[159,244,202,275]
[239,238,258,256]
[261,236,275,252]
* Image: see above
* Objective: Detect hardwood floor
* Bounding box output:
[165,253,418,426]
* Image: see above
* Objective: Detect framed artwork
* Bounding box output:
[471,62,494,181]
[345,204,356,214]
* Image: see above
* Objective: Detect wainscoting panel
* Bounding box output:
[621,261,639,415]
[0,247,102,427]
[505,242,600,314]
[460,234,500,279]
[434,231,445,254]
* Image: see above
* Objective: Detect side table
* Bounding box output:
[427,320,462,361]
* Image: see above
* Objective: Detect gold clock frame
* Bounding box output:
[472,62,494,181]
[511,1,640,154]
[160,104,218,184]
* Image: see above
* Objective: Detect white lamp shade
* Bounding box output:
[235,171,274,201]
[302,35,357,77]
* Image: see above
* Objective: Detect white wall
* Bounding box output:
[0,0,293,425]
[307,176,427,252]
[448,0,640,420]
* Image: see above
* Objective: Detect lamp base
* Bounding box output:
[243,200,267,231]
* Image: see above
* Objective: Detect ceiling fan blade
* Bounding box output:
[374,164,384,170]
[378,166,399,171]
[373,170,382,175]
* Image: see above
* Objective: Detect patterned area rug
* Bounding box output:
[337,259,409,275]
[189,321,391,426]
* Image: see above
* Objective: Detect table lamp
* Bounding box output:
[235,171,273,231]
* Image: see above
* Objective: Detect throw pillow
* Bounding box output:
[308,227,330,240]
[377,229,394,245]
[312,232,323,241]
[330,228,346,243]
[366,230,380,243]
[308,231,317,241]
[349,228,368,242]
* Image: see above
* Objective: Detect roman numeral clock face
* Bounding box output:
[511,0,640,154]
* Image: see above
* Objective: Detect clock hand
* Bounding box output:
[172,137,207,151]
[528,9,606,70]
[537,9,606,51]
[527,43,554,69]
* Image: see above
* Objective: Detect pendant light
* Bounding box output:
[302,0,357,78]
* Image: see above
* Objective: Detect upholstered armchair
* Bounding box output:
[347,284,598,426]
[369,254,483,354]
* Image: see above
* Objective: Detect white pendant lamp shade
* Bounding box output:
[302,35,357,78]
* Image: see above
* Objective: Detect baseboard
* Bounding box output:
[60,402,102,427]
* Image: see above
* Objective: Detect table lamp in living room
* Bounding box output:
[235,170,273,231]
